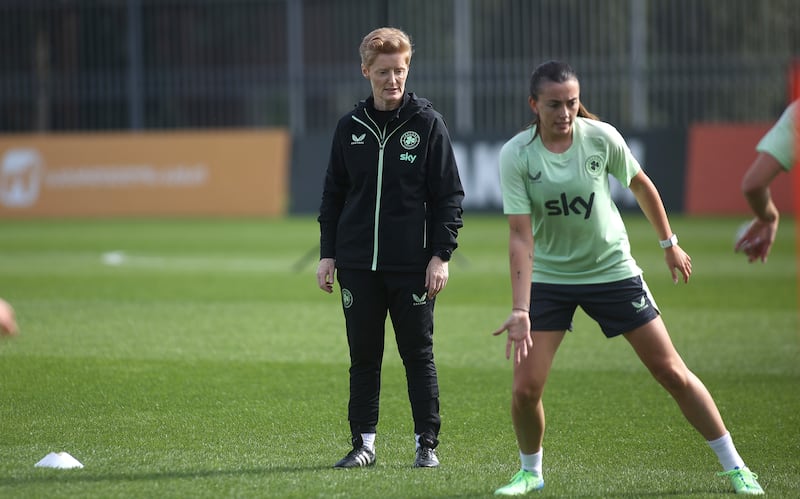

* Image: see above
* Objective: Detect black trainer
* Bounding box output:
[333,436,376,469]
[413,433,439,468]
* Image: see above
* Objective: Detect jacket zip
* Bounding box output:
[352,112,414,271]
[423,201,427,249]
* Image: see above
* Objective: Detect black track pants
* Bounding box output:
[337,268,441,438]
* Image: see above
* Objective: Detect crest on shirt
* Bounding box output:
[400,131,420,150]
[584,154,604,177]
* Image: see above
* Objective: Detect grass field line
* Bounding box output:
[0,251,306,273]
[99,251,305,273]
[0,249,791,277]
[0,249,513,275]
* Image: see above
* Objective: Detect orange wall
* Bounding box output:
[0,129,289,218]
[685,124,795,215]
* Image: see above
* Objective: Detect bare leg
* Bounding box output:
[511,330,566,454]
[624,316,727,440]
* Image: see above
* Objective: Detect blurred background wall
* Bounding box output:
[0,0,797,216]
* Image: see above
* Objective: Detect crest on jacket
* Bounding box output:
[400,131,420,150]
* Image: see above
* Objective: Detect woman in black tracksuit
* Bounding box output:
[316,27,464,470]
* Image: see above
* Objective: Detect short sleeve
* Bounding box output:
[605,125,642,187]
[756,100,798,171]
[499,138,532,214]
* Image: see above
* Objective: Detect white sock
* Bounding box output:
[361,433,376,452]
[520,448,543,475]
[707,432,745,471]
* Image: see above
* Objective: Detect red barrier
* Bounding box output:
[685,124,796,215]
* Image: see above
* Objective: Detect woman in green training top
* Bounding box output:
[736,99,798,262]
[491,60,764,497]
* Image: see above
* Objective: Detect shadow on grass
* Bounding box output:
[1,467,733,497]
[0,463,330,487]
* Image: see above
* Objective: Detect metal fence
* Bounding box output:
[1,0,797,136]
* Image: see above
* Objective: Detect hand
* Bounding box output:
[425,256,449,299]
[0,298,19,336]
[492,310,533,364]
[316,258,336,293]
[664,246,692,284]
[735,217,778,263]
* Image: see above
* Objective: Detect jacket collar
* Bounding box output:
[357,93,428,121]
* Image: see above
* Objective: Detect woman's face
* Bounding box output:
[529,78,580,141]
[362,52,409,111]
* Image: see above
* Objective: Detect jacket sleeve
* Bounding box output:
[426,115,465,254]
[318,126,348,259]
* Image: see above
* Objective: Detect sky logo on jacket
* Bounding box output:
[400,152,417,164]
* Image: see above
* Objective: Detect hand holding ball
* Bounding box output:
[733,221,755,253]
[0,298,19,336]
[734,219,775,263]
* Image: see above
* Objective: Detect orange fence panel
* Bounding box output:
[685,124,795,215]
[0,129,289,218]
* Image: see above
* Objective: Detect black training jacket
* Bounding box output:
[318,93,464,273]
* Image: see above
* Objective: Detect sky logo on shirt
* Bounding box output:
[544,192,595,219]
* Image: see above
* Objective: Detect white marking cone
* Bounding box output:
[35,452,84,469]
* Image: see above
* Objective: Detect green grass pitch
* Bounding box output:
[0,214,797,498]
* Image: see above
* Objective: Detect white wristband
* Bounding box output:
[659,234,678,249]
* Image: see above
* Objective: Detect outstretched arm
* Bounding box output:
[737,152,783,262]
[629,170,692,284]
[492,214,534,364]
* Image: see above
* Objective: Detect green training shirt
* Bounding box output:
[499,117,643,284]
[756,100,798,171]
